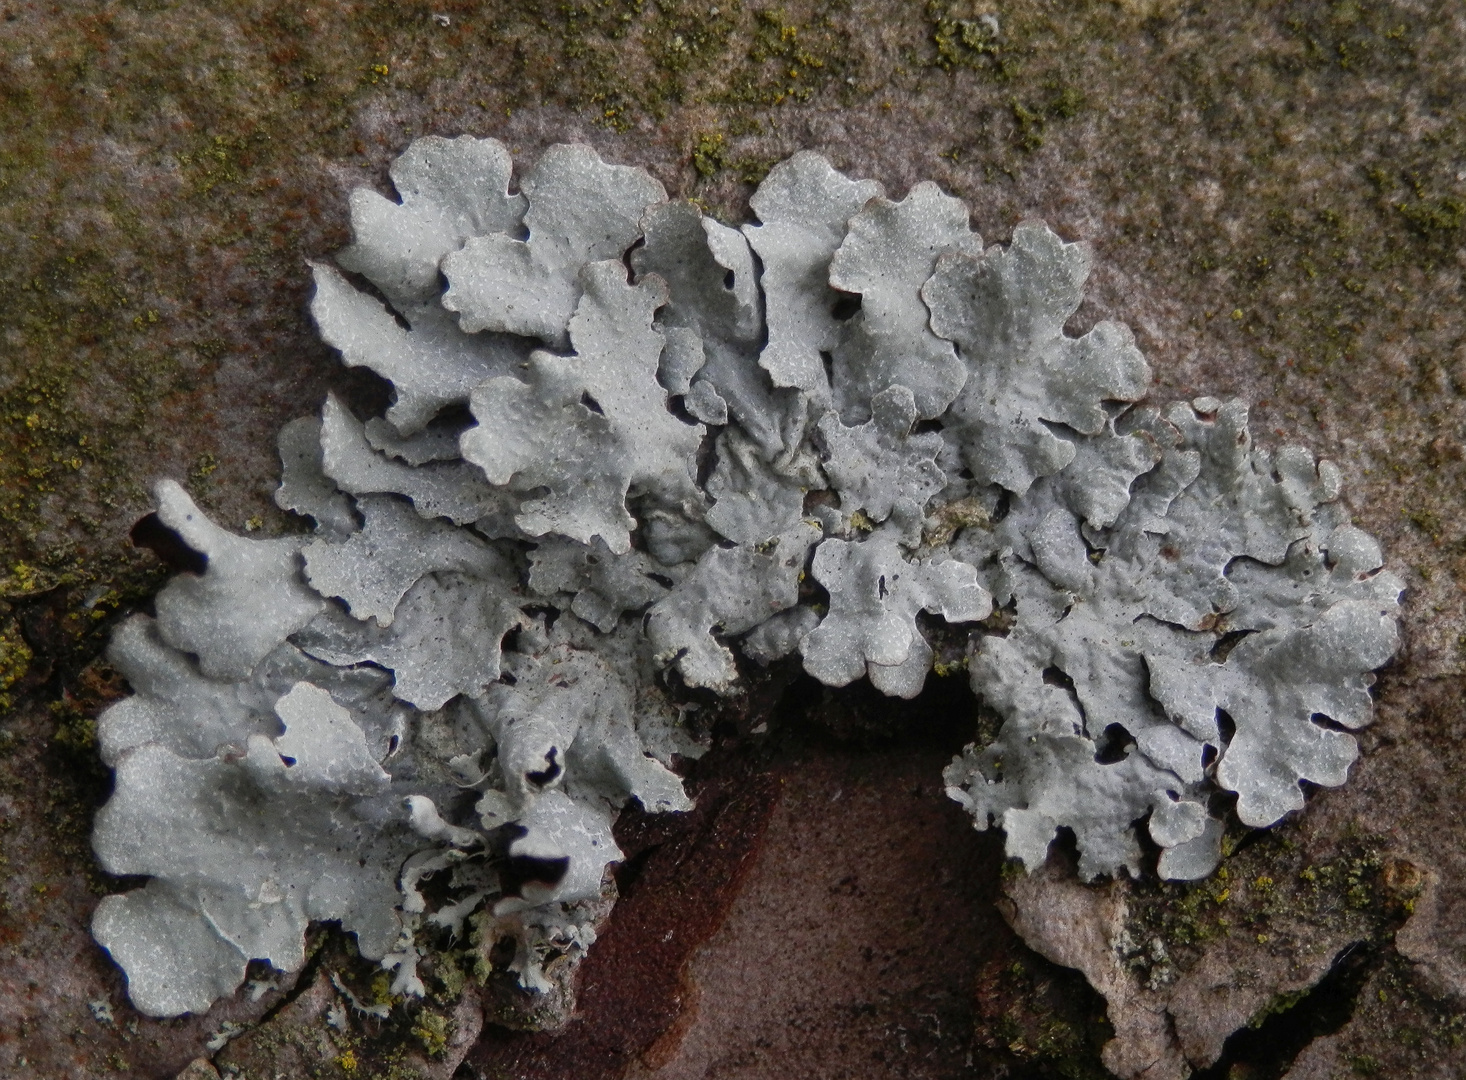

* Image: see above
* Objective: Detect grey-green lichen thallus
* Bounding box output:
[90,137,1400,1020]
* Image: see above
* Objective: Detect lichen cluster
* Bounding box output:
[91,136,1400,1019]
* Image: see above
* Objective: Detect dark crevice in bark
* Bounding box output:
[229,930,335,1045]
[1192,940,1381,1080]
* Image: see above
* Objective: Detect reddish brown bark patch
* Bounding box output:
[463,730,788,1080]
[468,672,1041,1080]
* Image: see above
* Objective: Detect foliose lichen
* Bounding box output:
[90,135,1402,1019]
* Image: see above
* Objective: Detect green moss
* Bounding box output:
[1011,99,1046,151]
[927,3,1017,79]
[190,452,219,487]
[718,5,855,110]
[1124,828,1403,985]
[980,954,1113,1080]
[1007,82,1085,152]
[177,134,245,196]
[645,0,739,95]
[692,130,727,178]
[0,619,32,713]
[1281,1,1416,76]
[1396,194,1465,239]
[49,699,98,757]
[429,950,467,1003]
[1248,985,1311,1028]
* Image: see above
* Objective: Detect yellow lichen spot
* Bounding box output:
[412,1011,451,1057]
[923,496,992,547]
[337,1050,359,1073]
[369,971,396,1008]
[692,131,725,178]
[849,509,875,532]
[372,64,389,76]
[244,515,264,532]
[1215,888,1230,903]
[7,561,48,594]
[23,414,39,429]
[1230,308,1244,320]
[1255,933,1269,944]
[1253,875,1274,891]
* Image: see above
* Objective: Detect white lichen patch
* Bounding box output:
[302,493,507,626]
[742,151,883,396]
[93,139,1401,1022]
[648,521,822,693]
[310,263,528,436]
[944,398,1402,880]
[801,533,991,697]
[926,221,1152,495]
[93,682,415,1017]
[151,480,323,681]
[828,182,981,420]
[460,261,703,553]
[442,143,666,347]
[295,572,525,710]
[336,134,527,308]
[318,394,515,527]
[527,536,684,633]
[818,384,946,544]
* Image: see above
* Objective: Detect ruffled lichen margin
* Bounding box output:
[89,136,1402,1020]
